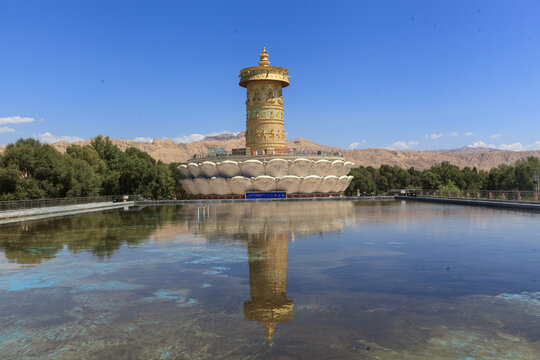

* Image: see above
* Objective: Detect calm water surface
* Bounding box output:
[0,200,539,359]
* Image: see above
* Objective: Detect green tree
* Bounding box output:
[461,167,487,190]
[421,171,441,189]
[66,144,107,174]
[0,163,25,200]
[488,164,515,190]
[2,139,70,198]
[345,167,376,195]
[148,162,175,199]
[407,167,422,188]
[378,165,410,190]
[63,155,102,197]
[169,162,188,200]
[430,161,464,188]
[90,136,123,168]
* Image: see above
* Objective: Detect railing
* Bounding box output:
[191,150,343,160]
[0,195,142,212]
[396,189,540,203]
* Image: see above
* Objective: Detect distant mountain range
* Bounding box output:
[2,132,539,170]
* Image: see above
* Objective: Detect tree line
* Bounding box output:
[1,137,539,200]
[0,137,186,200]
[345,157,540,195]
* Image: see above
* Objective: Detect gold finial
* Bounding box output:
[258,47,270,66]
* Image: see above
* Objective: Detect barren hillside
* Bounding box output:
[2,133,539,171]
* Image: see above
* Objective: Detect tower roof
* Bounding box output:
[238,48,289,88]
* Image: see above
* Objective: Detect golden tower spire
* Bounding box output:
[258,47,270,66]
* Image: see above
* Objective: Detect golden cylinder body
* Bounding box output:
[245,80,285,151]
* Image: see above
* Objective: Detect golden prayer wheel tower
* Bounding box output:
[239,48,290,153]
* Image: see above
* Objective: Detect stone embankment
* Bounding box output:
[0,202,134,225]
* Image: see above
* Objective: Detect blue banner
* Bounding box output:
[246,192,286,199]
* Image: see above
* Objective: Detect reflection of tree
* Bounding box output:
[243,231,293,344]
[0,206,177,264]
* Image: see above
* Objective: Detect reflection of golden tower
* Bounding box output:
[243,232,294,344]
[239,48,290,153]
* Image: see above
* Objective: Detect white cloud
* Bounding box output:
[424,132,458,140]
[348,140,366,150]
[173,130,239,144]
[490,134,502,139]
[497,142,540,151]
[0,116,36,124]
[0,126,16,134]
[174,133,206,143]
[133,137,153,143]
[468,140,540,151]
[469,140,484,147]
[387,140,419,150]
[468,140,496,149]
[425,133,444,139]
[497,142,524,151]
[36,132,83,144]
[465,132,474,136]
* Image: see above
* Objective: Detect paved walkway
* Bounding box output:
[395,196,540,211]
[0,202,134,225]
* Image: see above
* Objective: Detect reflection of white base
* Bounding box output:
[179,158,354,196]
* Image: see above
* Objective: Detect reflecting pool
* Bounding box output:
[0,200,539,359]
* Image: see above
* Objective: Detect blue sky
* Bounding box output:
[1,0,539,151]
